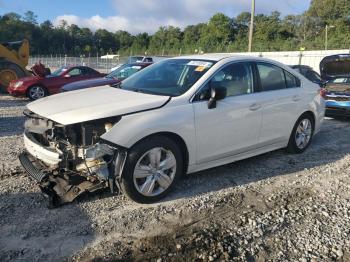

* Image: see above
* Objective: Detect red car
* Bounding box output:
[8,66,105,100]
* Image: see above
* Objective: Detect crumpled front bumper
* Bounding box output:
[23,132,62,166]
[19,133,128,208]
[19,151,107,208]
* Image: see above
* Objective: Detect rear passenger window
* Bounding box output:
[284,70,301,88]
[257,63,286,91]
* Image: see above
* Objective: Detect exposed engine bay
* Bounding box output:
[19,109,127,208]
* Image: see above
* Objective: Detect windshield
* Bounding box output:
[107,64,142,80]
[120,59,215,96]
[49,67,68,77]
[128,56,144,63]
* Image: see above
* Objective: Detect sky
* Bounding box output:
[0,0,311,34]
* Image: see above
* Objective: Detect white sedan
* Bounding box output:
[20,54,325,206]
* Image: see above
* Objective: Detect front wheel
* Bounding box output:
[27,85,47,100]
[287,114,314,154]
[121,136,183,203]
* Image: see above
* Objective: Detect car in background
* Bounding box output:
[61,62,152,92]
[110,56,153,72]
[289,65,324,87]
[320,54,350,117]
[20,54,324,206]
[8,66,105,100]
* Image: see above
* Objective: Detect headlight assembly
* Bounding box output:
[13,81,23,88]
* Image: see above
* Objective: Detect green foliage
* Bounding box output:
[308,0,350,22]
[199,13,233,52]
[1,2,350,56]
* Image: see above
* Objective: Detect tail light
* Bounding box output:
[319,88,327,98]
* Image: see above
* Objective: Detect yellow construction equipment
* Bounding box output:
[0,39,31,91]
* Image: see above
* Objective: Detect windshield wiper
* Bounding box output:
[126,88,167,96]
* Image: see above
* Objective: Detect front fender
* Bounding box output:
[101,103,197,166]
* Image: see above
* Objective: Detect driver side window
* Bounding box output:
[197,62,254,100]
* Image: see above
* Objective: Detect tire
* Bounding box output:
[286,113,314,154]
[0,61,27,92]
[27,85,47,100]
[121,135,184,203]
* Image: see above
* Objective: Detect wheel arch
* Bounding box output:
[130,131,190,175]
[299,110,316,127]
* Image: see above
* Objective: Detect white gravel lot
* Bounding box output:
[0,94,349,262]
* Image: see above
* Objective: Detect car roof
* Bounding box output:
[128,62,153,66]
[63,65,94,70]
[173,53,238,61]
[171,53,275,63]
[289,65,313,70]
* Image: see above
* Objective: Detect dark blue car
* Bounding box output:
[321,54,350,117]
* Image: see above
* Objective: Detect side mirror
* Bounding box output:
[207,86,227,109]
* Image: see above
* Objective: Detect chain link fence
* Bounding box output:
[29,55,129,73]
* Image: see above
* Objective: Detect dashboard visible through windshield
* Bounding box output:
[120,59,215,96]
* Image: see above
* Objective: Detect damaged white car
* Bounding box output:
[20,54,325,207]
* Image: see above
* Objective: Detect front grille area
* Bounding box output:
[19,152,48,182]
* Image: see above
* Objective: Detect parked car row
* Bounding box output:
[7,58,153,100]
[8,54,350,121]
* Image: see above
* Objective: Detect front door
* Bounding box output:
[193,62,263,164]
[51,68,86,94]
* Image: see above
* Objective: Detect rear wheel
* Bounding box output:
[287,114,314,154]
[121,136,183,203]
[0,61,27,92]
[27,85,47,100]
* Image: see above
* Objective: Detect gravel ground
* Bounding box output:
[0,94,349,262]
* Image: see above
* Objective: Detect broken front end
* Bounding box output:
[19,110,127,208]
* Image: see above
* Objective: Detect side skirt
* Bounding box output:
[187,142,287,174]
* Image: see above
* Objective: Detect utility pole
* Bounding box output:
[248,0,255,52]
[325,25,328,50]
[325,25,335,50]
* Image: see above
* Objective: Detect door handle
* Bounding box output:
[292,95,301,102]
[249,103,261,111]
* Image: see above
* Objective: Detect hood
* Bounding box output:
[61,77,119,92]
[320,54,350,80]
[27,86,170,125]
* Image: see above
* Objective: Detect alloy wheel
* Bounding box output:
[133,147,177,197]
[295,119,312,149]
[29,86,45,100]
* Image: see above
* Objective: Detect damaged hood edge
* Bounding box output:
[26,86,170,125]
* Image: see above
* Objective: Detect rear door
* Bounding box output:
[255,62,304,145]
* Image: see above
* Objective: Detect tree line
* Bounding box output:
[0,0,349,56]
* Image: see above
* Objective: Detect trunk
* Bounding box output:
[320,54,350,80]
